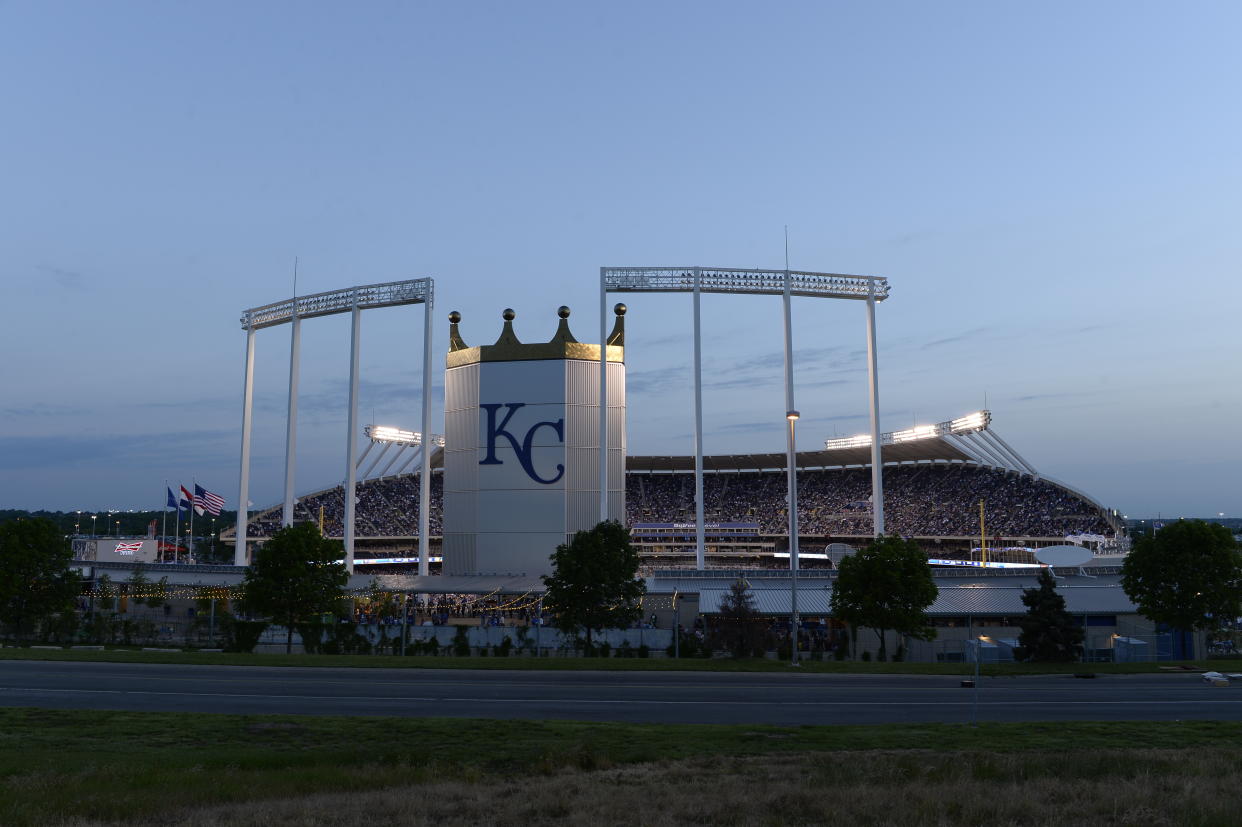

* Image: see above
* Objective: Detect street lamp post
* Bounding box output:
[787,410,800,667]
[90,515,97,537]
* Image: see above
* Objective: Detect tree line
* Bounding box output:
[2,515,1238,660]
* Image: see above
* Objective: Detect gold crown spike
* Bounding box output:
[607,302,626,347]
[446,305,625,368]
[552,305,578,344]
[493,308,521,348]
[447,310,468,352]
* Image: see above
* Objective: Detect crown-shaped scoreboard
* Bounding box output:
[442,305,627,577]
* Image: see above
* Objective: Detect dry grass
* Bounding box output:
[62,748,1242,827]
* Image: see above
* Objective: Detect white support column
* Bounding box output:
[865,281,885,537]
[393,444,422,478]
[692,267,705,569]
[782,267,798,565]
[598,268,609,523]
[235,325,256,567]
[418,298,434,578]
[783,268,800,665]
[376,445,407,479]
[282,313,301,527]
[982,429,1039,477]
[361,443,393,480]
[343,303,361,574]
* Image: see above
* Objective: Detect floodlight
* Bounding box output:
[950,411,989,433]
[891,424,937,443]
[822,433,872,450]
[367,425,419,445]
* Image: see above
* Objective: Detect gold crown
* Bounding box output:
[446,304,626,368]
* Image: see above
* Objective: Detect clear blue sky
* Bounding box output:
[1,1,1237,518]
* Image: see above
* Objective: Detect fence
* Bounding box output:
[260,623,674,655]
[5,610,674,656]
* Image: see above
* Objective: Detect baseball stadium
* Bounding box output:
[73,269,1178,661]
[226,409,1122,574]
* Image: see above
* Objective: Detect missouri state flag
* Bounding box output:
[180,485,195,512]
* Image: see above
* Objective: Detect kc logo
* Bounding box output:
[479,403,565,484]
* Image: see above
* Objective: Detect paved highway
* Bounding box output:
[2,660,1239,725]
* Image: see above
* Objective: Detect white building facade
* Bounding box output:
[441,306,626,576]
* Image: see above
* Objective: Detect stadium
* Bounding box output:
[78,269,1177,662]
[225,407,1122,574]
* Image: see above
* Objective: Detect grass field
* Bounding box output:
[4,645,1238,677]
[4,709,1242,825]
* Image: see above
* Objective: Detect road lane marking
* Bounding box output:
[2,687,1240,707]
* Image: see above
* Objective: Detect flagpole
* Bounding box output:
[173,484,182,565]
[188,479,196,564]
[161,480,169,563]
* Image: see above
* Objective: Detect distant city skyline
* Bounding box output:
[1,2,1238,516]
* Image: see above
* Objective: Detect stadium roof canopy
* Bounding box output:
[627,410,1039,475]
[627,442,974,472]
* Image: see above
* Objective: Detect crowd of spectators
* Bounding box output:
[246,475,443,538]
[629,465,1113,537]
[246,464,1113,540]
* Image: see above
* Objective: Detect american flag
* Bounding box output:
[195,484,225,516]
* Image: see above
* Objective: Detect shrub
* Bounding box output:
[223,619,268,653]
[296,623,327,654]
[861,650,872,662]
[637,644,650,658]
[452,625,470,657]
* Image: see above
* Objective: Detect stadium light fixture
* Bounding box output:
[824,410,993,450]
[240,279,434,330]
[602,266,891,562]
[367,425,420,445]
[950,411,988,433]
[787,410,800,421]
[236,277,436,577]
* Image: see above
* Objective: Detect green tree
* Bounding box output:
[714,578,764,658]
[1015,568,1084,662]
[241,523,348,653]
[542,520,645,652]
[365,580,402,654]
[0,518,80,643]
[829,535,938,661]
[95,574,116,612]
[125,565,167,610]
[1121,519,1242,633]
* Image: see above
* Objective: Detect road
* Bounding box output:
[2,660,1239,725]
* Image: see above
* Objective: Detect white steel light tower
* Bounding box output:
[600,267,891,566]
[236,279,435,571]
